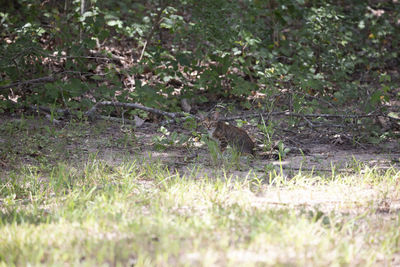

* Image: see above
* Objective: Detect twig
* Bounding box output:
[32,106,71,117]
[27,105,62,125]
[89,50,126,62]
[0,71,104,92]
[35,49,125,62]
[301,115,315,128]
[43,54,112,61]
[7,101,68,124]
[85,101,195,121]
[0,159,7,167]
[297,122,346,128]
[287,112,379,119]
[338,133,367,149]
[138,4,168,62]
[224,111,384,121]
[0,75,56,91]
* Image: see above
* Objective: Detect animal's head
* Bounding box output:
[199,112,220,134]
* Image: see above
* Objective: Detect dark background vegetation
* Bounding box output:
[1,0,399,143]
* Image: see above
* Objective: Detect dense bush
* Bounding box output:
[1,0,399,118]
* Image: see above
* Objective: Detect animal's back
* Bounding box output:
[213,122,255,155]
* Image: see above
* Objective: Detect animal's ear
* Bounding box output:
[198,113,206,120]
[212,111,220,120]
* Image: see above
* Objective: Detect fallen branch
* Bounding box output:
[283,111,380,119]
[44,53,113,61]
[0,71,99,93]
[31,105,71,117]
[297,122,346,128]
[85,101,194,121]
[83,102,399,128]
[224,111,388,121]
[27,105,62,125]
[7,101,67,125]
[0,159,7,168]
[0,75,56,91]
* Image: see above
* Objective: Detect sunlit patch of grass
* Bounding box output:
[0,159,399,265]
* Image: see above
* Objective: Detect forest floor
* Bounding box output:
[0,114,400,266]
[2,113,398,177]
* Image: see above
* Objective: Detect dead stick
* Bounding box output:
[85,101,193,120]
[224,111,391,121]
[0,75,56,91]
[26,105,62,125]
[32,106,71,117]
[138,4,167,62]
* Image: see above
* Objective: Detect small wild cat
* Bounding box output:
[201,112,255,155]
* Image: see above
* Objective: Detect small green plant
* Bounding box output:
[117,126,136,148]
[346,156,366,173]
[152,126,189,151]
[203,136,221,166]
[277,141,291,159]
[258,115,275,151]
[43,125,57,137]
[226,146,242,170]
[49,163,76,194]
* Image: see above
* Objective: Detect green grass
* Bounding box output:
[1,158,399,266]
[0,117,399,266]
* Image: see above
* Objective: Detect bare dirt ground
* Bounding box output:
[133,118,400,177]
[1,114,399,174]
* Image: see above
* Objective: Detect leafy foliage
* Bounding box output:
[0,0,399,130]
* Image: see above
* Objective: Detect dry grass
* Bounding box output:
[0,116,399,266]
